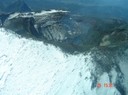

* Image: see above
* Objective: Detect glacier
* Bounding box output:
[0,27,127,95]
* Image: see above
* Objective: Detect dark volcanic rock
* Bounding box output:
[2,10,128,53]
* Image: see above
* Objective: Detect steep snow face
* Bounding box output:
[0,28,125,95]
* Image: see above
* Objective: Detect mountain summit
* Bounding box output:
[5,0,31,13]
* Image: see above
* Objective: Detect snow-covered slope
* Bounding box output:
[0,28,127,95]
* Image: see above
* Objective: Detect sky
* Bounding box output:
[0,0,126,6]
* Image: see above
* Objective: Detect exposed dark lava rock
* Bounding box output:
[2,10,128,53]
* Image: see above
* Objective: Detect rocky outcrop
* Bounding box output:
[2,10,128,53]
